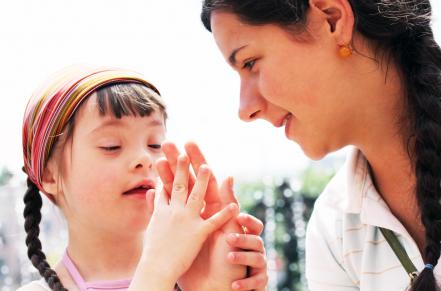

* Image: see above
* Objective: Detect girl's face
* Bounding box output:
[210,11,372,160]
[50,94,166,236]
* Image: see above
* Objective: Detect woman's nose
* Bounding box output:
[238,78,265,122]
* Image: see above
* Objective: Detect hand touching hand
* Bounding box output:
[130,154,238,291]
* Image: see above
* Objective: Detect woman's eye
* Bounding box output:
[242,59,256,71]
[148,144,161,150]
[100,146,121,152]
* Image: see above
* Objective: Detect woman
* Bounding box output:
[199,0,441,290]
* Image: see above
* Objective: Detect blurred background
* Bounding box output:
[0,1,440,290]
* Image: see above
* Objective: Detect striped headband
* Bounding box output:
[22,66,161,193]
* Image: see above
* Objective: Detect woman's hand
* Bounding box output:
[227,213,268,291]
[130,154,238,291]
[156,141,268,290]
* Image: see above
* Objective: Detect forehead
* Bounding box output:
[211,11,254,53]
[74,93,165,134]
[210,11,297,60]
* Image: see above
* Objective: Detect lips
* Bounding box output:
[123,180,155,196]
[284,114,293,138]
[282,113,292,127]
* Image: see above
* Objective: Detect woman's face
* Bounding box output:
[210,11,365,160]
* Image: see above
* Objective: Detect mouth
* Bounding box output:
[281,113,293,127]
[123,181,156,196]
[283,113,294,138]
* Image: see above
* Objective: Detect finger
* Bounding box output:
[171,154,190,206]
[219,176,238,205]
[184,142,219,203]
[153,188,168,209]
[227,251,267,269]
[161,141,180,172]
[236,213,264,235]
[162,141,196,190]
[155,158,174,197]
[203,203,238,234]
[187,165,211,212]
[146,189,156,215]
[226,233,265,253]
[231,272,268,291]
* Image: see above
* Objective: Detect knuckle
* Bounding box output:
[256,253,266,267]
[256,236,264,249]
[189,192,200,201]
[173,183,187,193]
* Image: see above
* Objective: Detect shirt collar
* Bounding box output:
[342,147,412,237]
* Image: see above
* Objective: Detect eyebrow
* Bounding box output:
[90,118,164,134]
[228,45,248,66]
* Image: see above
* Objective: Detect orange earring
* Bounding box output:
[339,45,352,58]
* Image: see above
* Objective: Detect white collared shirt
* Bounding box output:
[305,147,440,290]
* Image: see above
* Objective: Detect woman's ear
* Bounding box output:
[308,0,355,45]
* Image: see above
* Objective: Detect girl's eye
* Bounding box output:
[100,146,121,152]
[242,59,256,71]
[148,144,161,150]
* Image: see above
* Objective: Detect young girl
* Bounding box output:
[19,66,267,291]
[200,0,441,290]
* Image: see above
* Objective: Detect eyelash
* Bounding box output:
[148,144,161,150]
[99,144,161,152]
[242,59,256,71]
[100,146,120,152]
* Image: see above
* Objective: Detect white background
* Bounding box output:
[0,1,440,181]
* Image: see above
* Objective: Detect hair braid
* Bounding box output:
[395,27,441,291]
[23,178,67,291]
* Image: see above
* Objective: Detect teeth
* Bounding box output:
[282,114,292,126]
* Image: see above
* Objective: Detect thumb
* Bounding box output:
[219,176,238,205]
[146,189,155,215]
[203,203,238,234]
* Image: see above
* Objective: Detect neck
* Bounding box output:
[347,50,426,252]
[65,225,144,282]
[358,132,425,253]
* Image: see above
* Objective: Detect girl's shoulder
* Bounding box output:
[17,279,51,291]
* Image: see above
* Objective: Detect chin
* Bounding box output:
[300,143,330,161]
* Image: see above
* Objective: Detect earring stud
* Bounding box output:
[339,45,352,58]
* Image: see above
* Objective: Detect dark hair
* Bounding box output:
[201,0,441,290]
[24,82,167,290]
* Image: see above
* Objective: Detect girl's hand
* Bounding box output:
[227,213,268,291]
[131,154,238,290]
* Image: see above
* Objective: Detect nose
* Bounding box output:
[130,149,153,172]
[238,77,266,122]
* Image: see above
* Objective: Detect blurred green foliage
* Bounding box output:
[0,167,12,186]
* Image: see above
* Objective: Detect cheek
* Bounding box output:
[67,148,122,197]
[260,64,319,110]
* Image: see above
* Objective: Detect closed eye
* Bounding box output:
[148,144,161,150]
[100,146,121,151]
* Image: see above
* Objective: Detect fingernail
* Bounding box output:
[229,176,234,189]
[232,282,240,290]
[228,252,236,261]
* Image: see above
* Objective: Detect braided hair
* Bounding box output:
[201,0,441,289]
[23,177,67,290]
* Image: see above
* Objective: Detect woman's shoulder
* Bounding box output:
[17,279,50,291]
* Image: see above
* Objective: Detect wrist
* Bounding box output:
[130,254,178,291]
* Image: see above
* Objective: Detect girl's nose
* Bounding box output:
[130,150,153,171]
